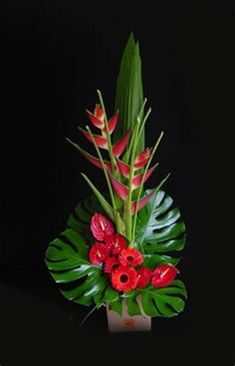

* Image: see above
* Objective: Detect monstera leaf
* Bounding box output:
[67,194,103,243]
[124,280,187,317]
[45,228,108,306]
[135,190,186,257]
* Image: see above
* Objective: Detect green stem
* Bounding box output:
[125,121,141,244]
[132,131,164,241]
[86,126,122,233]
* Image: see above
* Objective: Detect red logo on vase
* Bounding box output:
[123,318,136,329]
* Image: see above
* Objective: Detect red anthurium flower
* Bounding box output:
[109,174,129,200]
[90,213,115,241]
[132,163,159,189]
[89,242,108,265]
[104,256,120,274]
[111,266,138,292]
[119,248,143,267]
[79,128,108,149]
[105,233,127,255]
[136,267,152,288]
[134,148,152,169]
[131,188,156,214]
[152,264,179,288]
[112,130,131,157]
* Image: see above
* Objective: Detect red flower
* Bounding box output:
[89,243,108,265]
[111,266,138,292]
[90,213,114,241]
[134,148,152,169]
[137,267,152,288]
[152,264,179,288]
[104,256,120,274]
[105,233,127,255]
[119,248,143,267]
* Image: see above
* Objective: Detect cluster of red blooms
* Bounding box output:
[89,213,179,293]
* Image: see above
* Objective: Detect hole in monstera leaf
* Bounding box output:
[72,210,89,226]
[60,235,79,253]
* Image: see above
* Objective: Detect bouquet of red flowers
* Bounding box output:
[45,34,187,331]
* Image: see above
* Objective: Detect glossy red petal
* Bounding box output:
[112,130,131,158]
[89,242,108,265]
[131,188,156,214]
[90,213,115,241]
[104,233,127,255]
[137,267,152,289]
[132,163,158,189]
[80,128,108,149]
[116,158,130,178]
[109,174,129,200]
[152,264,179,288]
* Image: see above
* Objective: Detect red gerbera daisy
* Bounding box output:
[104,233,127,255]
[119,248,143,267]
[90,213,114,241]
[89,242,108,265]
[104,256,120,274]
[136,267,152,288]
[111,266,138,292]
[152,264,179,288]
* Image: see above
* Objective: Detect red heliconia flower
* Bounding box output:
[151,264,179,288]
[90,213,114,241]
[132,163,159,189]
[105,233,127,255]
[94,104,105,121]
[109,174,129,200]
[136,267,152,289]
[119,248,143,267]
[77,144,112,172]
[116,158,130,178]
[79,128,108,149]
[112,130,131,158]
[111,265,138,292]
[131,188,157,214]
[104,256,120,274]
[89,242,108,265]
[134,148,152,169]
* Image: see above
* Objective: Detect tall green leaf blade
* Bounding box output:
[114,33,144,153]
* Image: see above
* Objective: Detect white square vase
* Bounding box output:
[106,297,151,333]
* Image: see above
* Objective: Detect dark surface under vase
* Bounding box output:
[0,261,232,366]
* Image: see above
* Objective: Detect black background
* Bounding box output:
[1,1,234,365]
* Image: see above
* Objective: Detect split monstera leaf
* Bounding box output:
[45,33,187,318]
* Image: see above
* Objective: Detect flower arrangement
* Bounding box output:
[45,34,187,329]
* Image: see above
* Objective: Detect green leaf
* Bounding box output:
[114,33,144,154]
[135,190,186,256]
[126,280,187,318]
[105,287,120,303]
[45,228,108,307]
[81,173,115,221]
[109,297,122,316]
[143,254,180,269]
[67,194,103,243]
